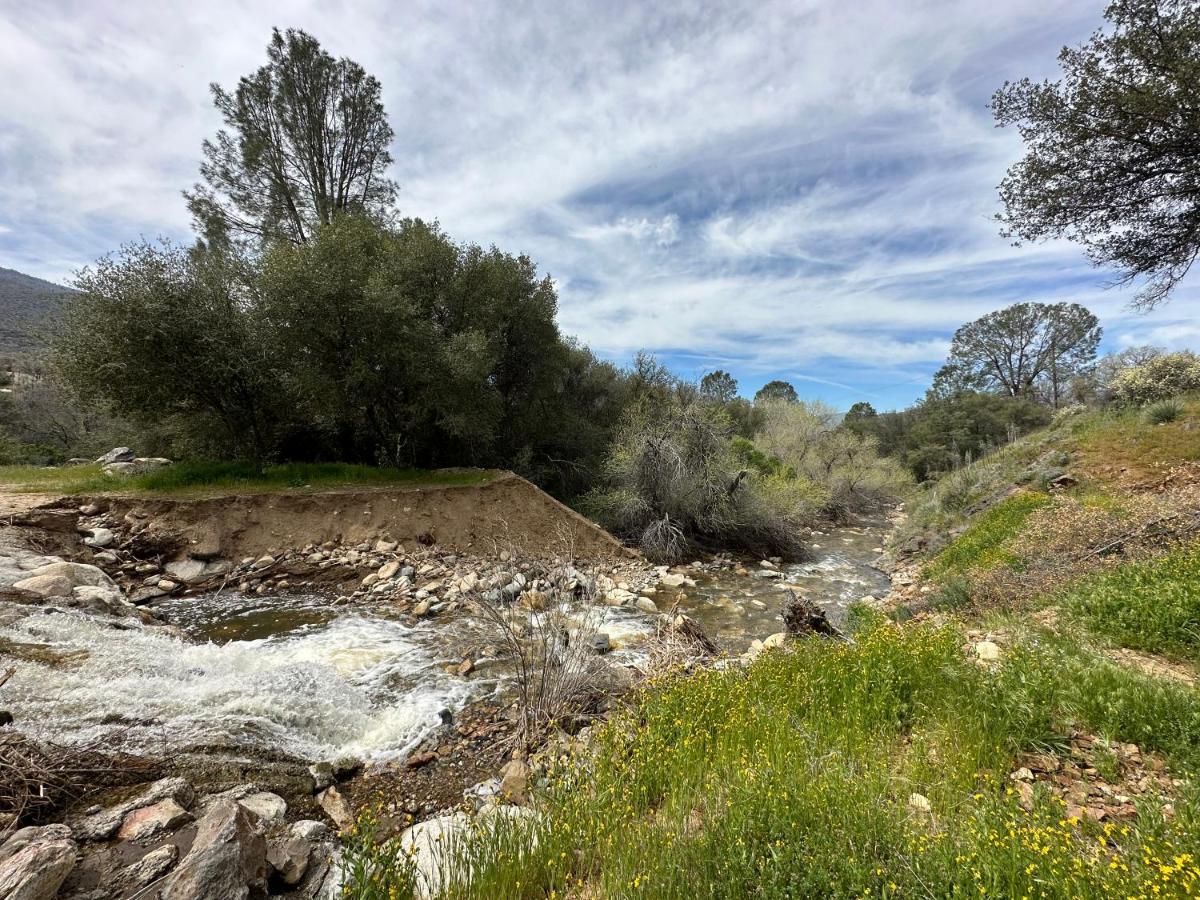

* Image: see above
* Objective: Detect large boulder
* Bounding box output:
[96,447,135,465]
[160,800,268,900]
[12,561,118,600]
[73,776,194,841]
[0,824,77,900]
[104,457,172,477]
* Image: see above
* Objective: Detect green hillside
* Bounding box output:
[0,266,70,353]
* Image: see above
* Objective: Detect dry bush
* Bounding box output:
[0,733,157,834]
[468,561,625,752]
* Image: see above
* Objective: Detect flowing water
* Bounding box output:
[0,517,890,765]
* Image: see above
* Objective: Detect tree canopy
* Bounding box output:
[993,0,1200,309]
[185,28,398,248]
[754,380,799,404]
[700,370,739,403]
[942,302,1101,406]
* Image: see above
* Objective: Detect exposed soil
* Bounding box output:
[49,471,630,563]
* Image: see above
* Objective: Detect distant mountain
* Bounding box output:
[0,267,72,355]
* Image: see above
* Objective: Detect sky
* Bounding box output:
[2,0,1199,410]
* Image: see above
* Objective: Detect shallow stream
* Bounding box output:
[0,517,890,765]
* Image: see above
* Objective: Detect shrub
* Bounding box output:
[1146,398,1185,424]
[753,399,911,517]
[1110,351,1200,405]
[587,395,822,561]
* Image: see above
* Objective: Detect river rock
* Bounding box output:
[238,791,287,824]
[73,776,195,841]
[123,843,179,887]
[308,762,335,793]
[400,807,534,900]
[160,800,268,900]
[267,832,314,885]
[165,558,206,583]
[84,527,115,549]
[291,820,329,842]
[0,824,76,900]
[117,798,192,842]
[499,758,530,804]
[635,596,659,614]
[377,560,400,580]
[974,641,1001,662]
[317,787,354,830]
[13,560,118,598]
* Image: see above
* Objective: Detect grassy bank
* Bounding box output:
[0,460,497,497]
[348,617,1200,899]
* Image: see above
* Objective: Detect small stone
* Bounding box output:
[973,641,1001,662]
[405,751,437,769]
[84,528,115,549]
[591,633,612,654]
[635,597,659,614]
[317,787,354,831]
[361,573,380,588]
[412,600,431,617]
[156,579,178,592]
[252,556,275,570]
[378,560,400,580]
[907,793,932,814]
[455,658,475,677]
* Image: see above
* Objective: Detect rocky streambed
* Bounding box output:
[0,496,894,897]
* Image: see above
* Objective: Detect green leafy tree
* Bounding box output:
[754,380,799,404]
[700,369,739,403]
[843,401,878,435]
[185,28,398,248]
[55,242,286,464]
[993,0,1200,309]
[946,302,1101,406]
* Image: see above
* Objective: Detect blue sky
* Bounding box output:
[3,0,1200,409]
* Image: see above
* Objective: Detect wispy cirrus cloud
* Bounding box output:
[1,0,1195,407]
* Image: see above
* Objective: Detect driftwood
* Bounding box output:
[0,667,157,833]
[662,613,719,656]
[782,590,848,641]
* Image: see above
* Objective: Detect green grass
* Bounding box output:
[924,490,1051,579]
[0,460,497,497]
[1060,546,1200,663]
[347,618,1200,899]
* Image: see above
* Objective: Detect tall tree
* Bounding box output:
[700,369,739,403]
[993,0,1200,309]
[754,380,799,404]
[186,28,398,248]
[944,302,1101,406]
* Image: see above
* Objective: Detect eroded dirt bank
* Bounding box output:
[57,471,629,563]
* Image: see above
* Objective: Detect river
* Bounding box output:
[0,517,891,766]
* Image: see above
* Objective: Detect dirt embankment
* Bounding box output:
[60,471,628,562]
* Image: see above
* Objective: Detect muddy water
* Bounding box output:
[0,517,890,765]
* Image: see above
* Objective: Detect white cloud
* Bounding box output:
[0,0,1192,405]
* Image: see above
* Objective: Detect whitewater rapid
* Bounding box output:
[1,601,476,762]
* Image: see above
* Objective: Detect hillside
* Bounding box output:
[0,266,71,353]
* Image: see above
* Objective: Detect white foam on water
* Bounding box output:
[0,606,474,762]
